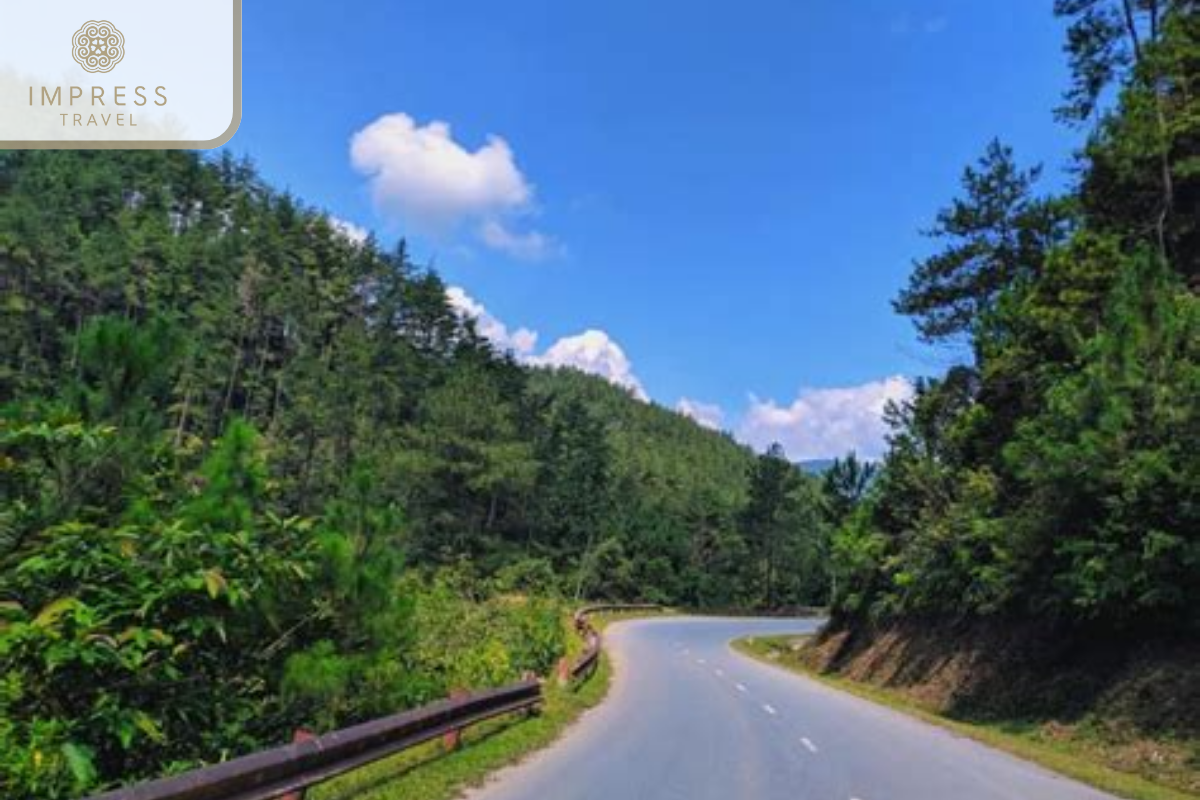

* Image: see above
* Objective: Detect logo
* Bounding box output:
[3,1,241,148]
[72,21,125,74]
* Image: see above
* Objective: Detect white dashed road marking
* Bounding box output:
[801,737,818,753]
[714,668,724,677]
[762,704,777,715]
[735,683,748,693]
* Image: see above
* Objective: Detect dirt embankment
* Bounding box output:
[801,617,1199,795]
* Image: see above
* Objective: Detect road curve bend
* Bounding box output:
[466,616,1116,800]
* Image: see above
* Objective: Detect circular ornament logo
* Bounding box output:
[72,21,125,73]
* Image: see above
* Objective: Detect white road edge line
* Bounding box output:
[801,737,818,753]
[762,703,777,715]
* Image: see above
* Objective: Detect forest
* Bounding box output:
[828,0,1198,632]
[0,147,836,795]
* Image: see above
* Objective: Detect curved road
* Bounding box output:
[467,617,1116,800]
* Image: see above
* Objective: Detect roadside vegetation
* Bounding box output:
[829,0,1198,634]
[310,609,663,800]
[313,654,613,800]
[806,3,1198,796]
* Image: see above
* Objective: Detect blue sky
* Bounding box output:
[229,0,1077,459]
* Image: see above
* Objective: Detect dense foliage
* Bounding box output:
[0,142,830,793]
[831,0,1199,629]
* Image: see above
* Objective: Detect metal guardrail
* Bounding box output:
[569,604,662,681]
[85,682,540,800]
[83,603,662,800]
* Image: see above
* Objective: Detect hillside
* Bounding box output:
[0,149,833,796]
[528,367,761,605]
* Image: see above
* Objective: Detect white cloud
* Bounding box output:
[479,220,563,262]
[446,286,539,357]
[350,113,529,229]
[447,286,912,459]
[349,112,557,260]
[445,285,646,397]
[329,216,369,245]
[676,398,725,431]
[737,376,913,461]
[533,330,647,400]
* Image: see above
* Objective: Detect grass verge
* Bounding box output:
[732,635,1197,800]
[311,657,610,800]
[311,609,668,800]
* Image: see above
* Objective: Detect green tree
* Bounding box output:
[894,140,1071,345]
[741,444,800,607]
[1004,252,1199,622]
[821,453,878,525]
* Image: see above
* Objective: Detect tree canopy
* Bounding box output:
[832,0,1199,629]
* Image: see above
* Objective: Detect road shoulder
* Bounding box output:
[730,635,1193,800]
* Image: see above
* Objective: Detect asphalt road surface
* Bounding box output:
[466,616,1117,800]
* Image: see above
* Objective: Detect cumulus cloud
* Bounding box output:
[350,113,558,260]
[329,216,369,245]
[737,376,913,461]
[533,330,647,400]
[676,398,725,431]
[446,286,539,357]
[444,288,645,398]
[350,113,528,228]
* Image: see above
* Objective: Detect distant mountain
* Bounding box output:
[797,458,836,475]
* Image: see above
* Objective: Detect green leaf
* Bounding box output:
[134,710,166,743]
[202,568,227,599]
[61,742,98,789]
[33,598,81,629]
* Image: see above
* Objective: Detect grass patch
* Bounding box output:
[732,635,1197,800]
[310,610,671,800]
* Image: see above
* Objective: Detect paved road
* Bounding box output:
[466,616,1117,800]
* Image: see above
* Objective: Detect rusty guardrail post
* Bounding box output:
[556,655,572,686]
[442,688,470,751]
[280,728,316,800]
